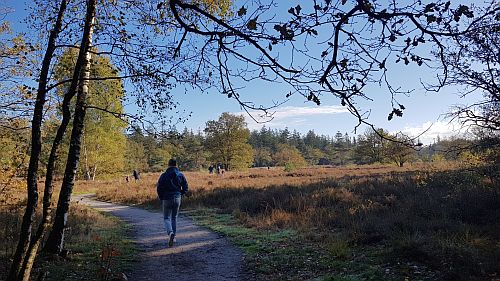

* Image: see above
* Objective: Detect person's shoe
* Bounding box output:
[168,232,175,247]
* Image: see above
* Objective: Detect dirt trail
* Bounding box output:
[75,195,247,281]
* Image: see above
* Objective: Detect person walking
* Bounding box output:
[156,159,189,247]
[133,169,140,181]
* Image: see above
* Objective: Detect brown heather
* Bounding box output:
[89,162,499,280]
[2,162,499,280]
[92,163,458,206]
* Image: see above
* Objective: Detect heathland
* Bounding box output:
[84,163,500,280]
[2,162,499,280]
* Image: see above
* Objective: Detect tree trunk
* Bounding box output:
[7,1,68,280]
[83,134,91,180]
[91,164,97,181]
[18,0,99,277]
[44,0,96,255]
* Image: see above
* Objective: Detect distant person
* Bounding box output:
[216,164,221,175]
[208,165,214,174]
[133,170,140,181]
[156,159,189,247]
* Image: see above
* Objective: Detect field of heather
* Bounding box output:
[73,162,500,281]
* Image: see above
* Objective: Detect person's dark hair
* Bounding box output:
[168,159,177,167]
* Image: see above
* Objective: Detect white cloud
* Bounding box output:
[266,105,349,119]
[396,119,468,145]
[235,105,349,130]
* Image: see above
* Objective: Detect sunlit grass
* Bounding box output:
[76,162,500,280]
[2,161,497,280]
[0,189,136,281]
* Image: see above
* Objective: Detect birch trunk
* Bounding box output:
[17,0,101,278]
[43,0,96,255]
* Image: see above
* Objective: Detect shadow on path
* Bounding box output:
[75,195,246,281]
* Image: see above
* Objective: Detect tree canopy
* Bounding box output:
[204,112,253,170]
[443,5,500,132]
[53,49,128,179]
[164,0,500,134]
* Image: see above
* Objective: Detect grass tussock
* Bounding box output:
[85,162,499,280]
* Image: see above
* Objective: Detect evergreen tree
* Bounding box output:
[177,129,209,170]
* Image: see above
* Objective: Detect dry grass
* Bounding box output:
[84,162,500,280]
[90,162,458,207]
[3,162,497,280]
[0,184,135,281]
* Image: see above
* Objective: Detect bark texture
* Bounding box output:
[43,0,96,255]
[7,1,68,280]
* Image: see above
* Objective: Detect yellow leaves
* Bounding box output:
[0,21,12,34]
[458,151,482,167]
[414,171,429,188]
[274,143,307,168]
[194,0,233,18]
[0,21,31,77]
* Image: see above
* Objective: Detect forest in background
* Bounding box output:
[2,108,498,179]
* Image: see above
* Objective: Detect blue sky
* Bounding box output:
[3,0,478,144]
[162,0,478,144]
[173,66,473,144]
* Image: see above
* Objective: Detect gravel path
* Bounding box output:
[75,195,247,281]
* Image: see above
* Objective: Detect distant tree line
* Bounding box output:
[2,111,497,181]
[116,113,497,173]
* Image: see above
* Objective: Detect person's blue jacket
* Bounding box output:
[156,167,188,200]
